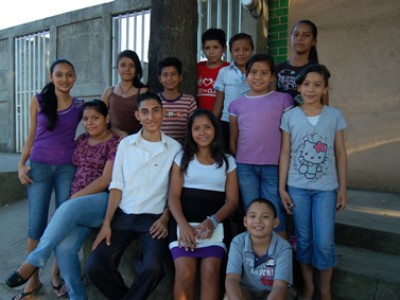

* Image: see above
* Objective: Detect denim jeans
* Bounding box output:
[288,186,337,270]
[87,209,167,300]
[237,163,286,232]
[27,161,75,240]
[28,192,109,300]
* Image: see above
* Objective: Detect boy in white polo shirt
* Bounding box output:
[87,91,181,300]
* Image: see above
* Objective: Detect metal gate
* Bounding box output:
[15,31,50,152]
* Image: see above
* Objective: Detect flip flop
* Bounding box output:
[51,279,69,298]
[11,283,43,300]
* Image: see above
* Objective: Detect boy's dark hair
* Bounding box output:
[296,63,331,87]
[228,33,254,52]
[137,90,163,108]
[157,57,182,75]
[202,28,227,47]
[246,198,277,218]
[245,53,275,76]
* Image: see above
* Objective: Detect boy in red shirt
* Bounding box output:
[197,28,230,111]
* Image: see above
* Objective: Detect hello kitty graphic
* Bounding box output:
[298,140,328,179]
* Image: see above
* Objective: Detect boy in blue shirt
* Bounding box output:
[225,198,293,300]
[212,33,254,151]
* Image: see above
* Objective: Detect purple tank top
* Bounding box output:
[29,94,84,165]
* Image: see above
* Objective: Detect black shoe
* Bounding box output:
[6,270,28,288]
[6,263,38,288]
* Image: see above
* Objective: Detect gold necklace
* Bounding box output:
[119,84,134,97]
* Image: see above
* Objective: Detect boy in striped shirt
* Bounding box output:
[158,57,197,144]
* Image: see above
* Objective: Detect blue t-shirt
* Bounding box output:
[226,231,293,293]
[214,62,250,122]
[280,105,347,190]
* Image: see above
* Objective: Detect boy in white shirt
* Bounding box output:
[87,91,182,300]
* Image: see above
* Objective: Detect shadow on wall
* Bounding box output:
[348,141,400,193]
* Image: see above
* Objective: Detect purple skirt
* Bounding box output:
[170,245,225,260]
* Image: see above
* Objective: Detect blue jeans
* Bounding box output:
[288,186,337,270]
[237,163,286,232]
[28,192,109,300]
[27,161,75,240]
[87,209,167,300]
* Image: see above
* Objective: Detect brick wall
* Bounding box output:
[267,0,289,63]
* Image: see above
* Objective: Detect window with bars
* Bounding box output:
[14,31,50,152]
[13,2,242,152]
[110,1,243,79]
[197,0,242,61]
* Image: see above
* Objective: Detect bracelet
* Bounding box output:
[208,215,219,229]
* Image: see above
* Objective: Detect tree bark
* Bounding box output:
[148,0,198,96]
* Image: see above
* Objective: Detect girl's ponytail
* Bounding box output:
[292,19,319,63]
[40,81,58,130]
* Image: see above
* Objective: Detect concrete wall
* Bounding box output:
[0,0,259,153]
[0,0,151,152]
[288,0,400,192]
[0,0,398,192]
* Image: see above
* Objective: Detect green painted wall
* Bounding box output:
[267,0,289,63]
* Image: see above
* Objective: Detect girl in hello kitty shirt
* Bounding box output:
[279,64,347,300]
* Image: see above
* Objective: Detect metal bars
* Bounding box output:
[14,31,50,152]
[111,9,151,85]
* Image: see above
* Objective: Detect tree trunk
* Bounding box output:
[148,0,198,96]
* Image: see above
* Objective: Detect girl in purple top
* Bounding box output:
[229,54,294,238]
[15,59,83,299]
[7,100,120,300]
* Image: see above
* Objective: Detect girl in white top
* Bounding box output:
[168,109,239,300]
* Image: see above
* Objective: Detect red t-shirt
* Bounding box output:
[197,61,230,111]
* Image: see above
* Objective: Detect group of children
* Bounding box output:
[5,19,347,300]
[155,20,347,300]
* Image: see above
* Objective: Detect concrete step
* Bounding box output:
[335,189,400,255]
[0,153,26,206]
[0,172,27,206]
[332,245,400,300]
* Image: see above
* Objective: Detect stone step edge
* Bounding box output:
[335,222,400,256]
[335,244,400,284]
[332,244,400,299]
[0,172,27,207]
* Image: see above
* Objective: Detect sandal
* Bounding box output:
[12,283,43,300]
[51,279,69,298]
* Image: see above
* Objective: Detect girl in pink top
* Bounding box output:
[229,54,293,238]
